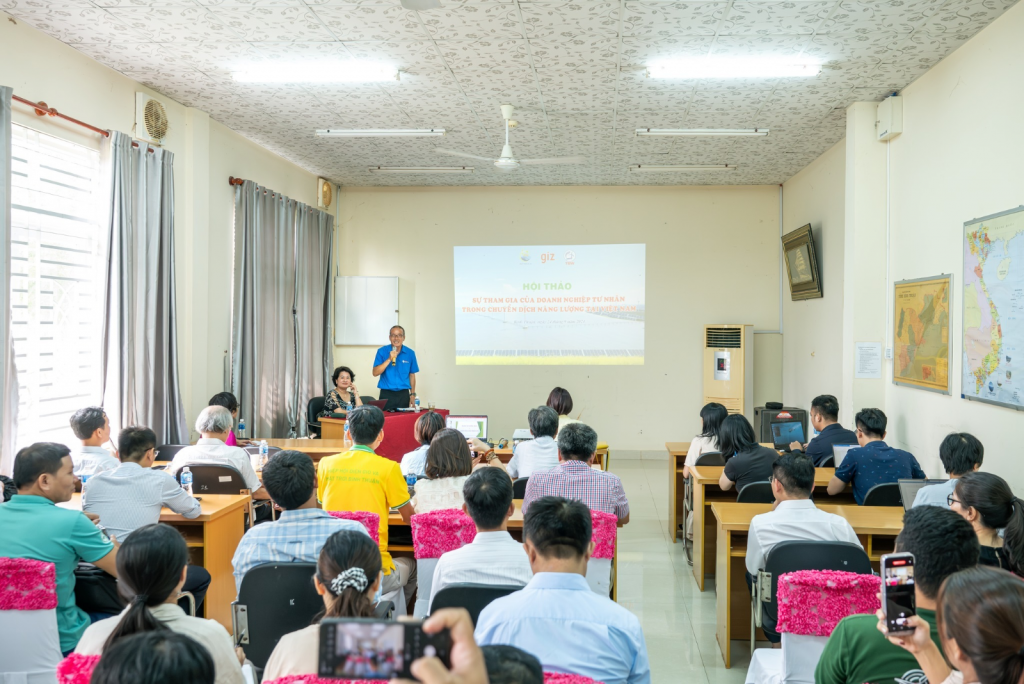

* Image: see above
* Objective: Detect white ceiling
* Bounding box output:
[3,0,1017,186]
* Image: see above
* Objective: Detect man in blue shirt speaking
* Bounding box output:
[372,325,419,411]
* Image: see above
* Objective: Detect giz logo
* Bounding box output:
[540,252,556,264]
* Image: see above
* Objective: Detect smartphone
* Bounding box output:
[319,618,451,681]
[881,552,916,635]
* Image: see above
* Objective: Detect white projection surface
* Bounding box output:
[454,244,645,365]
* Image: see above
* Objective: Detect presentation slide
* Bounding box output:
[454,244,645,365]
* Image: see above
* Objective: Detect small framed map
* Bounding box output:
[893,274,951,394]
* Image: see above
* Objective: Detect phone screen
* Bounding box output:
[319,619,450,681]
[883,554,916,633]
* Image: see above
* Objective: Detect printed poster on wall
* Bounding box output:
[893,274,951,394]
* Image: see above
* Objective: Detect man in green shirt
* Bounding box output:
[0,442,118,653]
[815,506,979,684]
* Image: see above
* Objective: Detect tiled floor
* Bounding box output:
[610,459,750,684]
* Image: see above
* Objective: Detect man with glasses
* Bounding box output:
[826,408,925,505]
[372,325,419,411]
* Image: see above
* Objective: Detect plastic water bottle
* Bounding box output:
[238,417,246,439]
[405,473,417,491]
[347,402,354,415]
[415,397,421,411]
[259,440,269,469]
[181,467,193,496]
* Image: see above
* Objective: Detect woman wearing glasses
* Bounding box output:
[948,471,1024,575]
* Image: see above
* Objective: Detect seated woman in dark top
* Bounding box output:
[717,414,779,494]
[949,471,1024,575]
[319,365,363,419]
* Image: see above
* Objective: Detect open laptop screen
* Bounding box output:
[771,421,805,448]
[832,444,857,468]
[898,479,951,511]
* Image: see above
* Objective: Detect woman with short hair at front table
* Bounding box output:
[319,365,363,419]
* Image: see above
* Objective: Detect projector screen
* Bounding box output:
[454,244,645,365]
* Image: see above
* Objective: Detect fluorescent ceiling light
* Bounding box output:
[636,128,769,137]
[629,164,737,172]
[368,166,474,174]
[647,57,820,79]
[317,129,446,138]
[232,61,397,84]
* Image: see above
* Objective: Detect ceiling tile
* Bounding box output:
[435,38,533,70]
[709,34,810,57]
[205,6,335,41]
[106,6,243,42]
[342,39,450,71]
[819,0,946,35]
[620,35,714,66]
[309,4,424,41]
[535,65,618,90]
[73,41,187,71]
[918,0,1018,34]
[621,1,725,38]
[529,36,620,68]
[719,1,832,35]
[8,6,145,42]
[519,1,620,38]
[418,3,524,40]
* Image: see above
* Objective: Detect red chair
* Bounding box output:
[410,508,477,617]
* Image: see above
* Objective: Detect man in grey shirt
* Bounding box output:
[912,432,983,508]
[83,426,210,608]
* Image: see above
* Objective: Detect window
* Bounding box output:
[10,124,105,449]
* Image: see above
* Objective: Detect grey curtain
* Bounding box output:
[0,86,18,475]
[231,181,333,438]
[101,131,186,444]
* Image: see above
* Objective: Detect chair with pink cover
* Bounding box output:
[0,557,62,684]
[745,569,881,684]
[585,511,617,596]
[410,508,477,618]
[544,674,604,684]
[56,654,101,684]
[326,511,381,545]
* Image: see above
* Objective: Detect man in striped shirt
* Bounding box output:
[231,450,369,594]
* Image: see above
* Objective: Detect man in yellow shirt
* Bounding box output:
[317,405,416,612]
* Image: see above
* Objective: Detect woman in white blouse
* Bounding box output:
[681,402,728,479]
[263,530,383,679]
[75,524,244,684]
[400,410,446,479]
[880,566,1024,684]
[412,429,475,513]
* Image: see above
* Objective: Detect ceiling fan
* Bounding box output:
[435,104,587,173]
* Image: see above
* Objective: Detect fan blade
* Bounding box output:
[401,0,442,10]
[435,147,494,162]
[519,156,588,165]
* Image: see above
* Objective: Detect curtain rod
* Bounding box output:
[12,94,155,151]
[228,176,328,213]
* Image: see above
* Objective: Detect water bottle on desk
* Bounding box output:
[238,417,246,440]
[181,467,193,496]
[405,472,417,495]
[414,397,421,411]
[259,440,269,469]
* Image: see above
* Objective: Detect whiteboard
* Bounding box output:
[334,276,399,346]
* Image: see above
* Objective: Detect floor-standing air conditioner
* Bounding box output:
[703,325,754,421]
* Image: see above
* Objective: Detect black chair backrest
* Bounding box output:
[737,481,775,504]
[694,451,725,466]
[156,444,190,461]
[235,563,323,669]
[430,583,522,626]
[307,396,326,436]
[512,478,529,499]
[818,454,835,468]
[863,482,903,507]
[762,540,872,626]
[178,464,248,494]
[360,395,377,404]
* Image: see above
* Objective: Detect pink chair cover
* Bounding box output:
[410,509,477,559]
[775,569,881,636]
[0,557,58,610]
[262,677,356,684]
[57,654,101,684]
[327,511,381,544]
[590,511,617,560]
[545,673,605,684]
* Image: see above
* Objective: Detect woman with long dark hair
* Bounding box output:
[263,529,384,679]
[75,524,244,684]
[682,402,728,479]
[717,414,778,494]
[950,472,1024,574]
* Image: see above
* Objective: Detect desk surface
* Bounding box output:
[666,442,691,456]
[61,493,251,522]
[263,439,349,455]
[692,465,837,486]
[709,501,904,535]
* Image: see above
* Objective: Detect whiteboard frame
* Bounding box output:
[334,276,399,346]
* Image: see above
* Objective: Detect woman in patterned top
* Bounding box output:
[319,366,362,419]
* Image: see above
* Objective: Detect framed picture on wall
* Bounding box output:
[893,274,952,394]
[781,224,823,300]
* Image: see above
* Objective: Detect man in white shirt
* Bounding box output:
[912,432,983,508]
[508,406,559,479]
[430,467,532,606]
[69,406,119,481]
[746,451,862,643]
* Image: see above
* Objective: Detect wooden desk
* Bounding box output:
[665,442,690,544]
[318,417,347,440]
[60,493,250,632]
[262,439,349,460]
[710,502,903,668]
[494,447,608,470]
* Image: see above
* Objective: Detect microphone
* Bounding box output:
[391,345,397,367]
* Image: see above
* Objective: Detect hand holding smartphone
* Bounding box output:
[881,552,916,635]
[319,618,451,681]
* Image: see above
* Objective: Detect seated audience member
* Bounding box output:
[682,402,728,479]
[167,406,269,501]
[83,426,208,609]
[413,429,474,513]
[546,387,579,438]
[319,365,363,419]
[815,506,980,684]
[263,529,383,678]
[913,432,984,508]
[827,408,925,505]
[789,394,859,466]
[69,406,118,480]
[207,392,247,446]
[745,453,861,643]
[75,524,244,684]
[401,410,446,479]
[881,566,1024,684]
[522,422,629,525]
[90,631,216,684]
[718,414,778,493]
[318,405,416,607]
[1,474,15,502]
[429,468,533,606]
[949,471,1024,574]
[0,443,116,653]
[475,497,650,684]
[482,645,544,684]
[232,450,368,592]
[508,406,560,479]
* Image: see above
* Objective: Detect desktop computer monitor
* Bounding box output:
[446,415,488,441]
[771,421,805,451]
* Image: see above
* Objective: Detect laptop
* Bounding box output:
[898,479,951,511]
[832,444,857,468]
[771,421,805,451]
[446,415,488,440]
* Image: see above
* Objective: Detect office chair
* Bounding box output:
[862,482,903,507]
[429,583,523,626]
[306,396,326,437]
[155,444,190,461]
[682,451,725,565]
[512,477,529,499]
[737,481,775,504]
[176,464,270,526]
[818,454,835,468]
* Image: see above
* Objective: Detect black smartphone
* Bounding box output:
[881,552,916,635]
[318,618,451,681]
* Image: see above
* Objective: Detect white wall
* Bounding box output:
[334,185,784,456]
